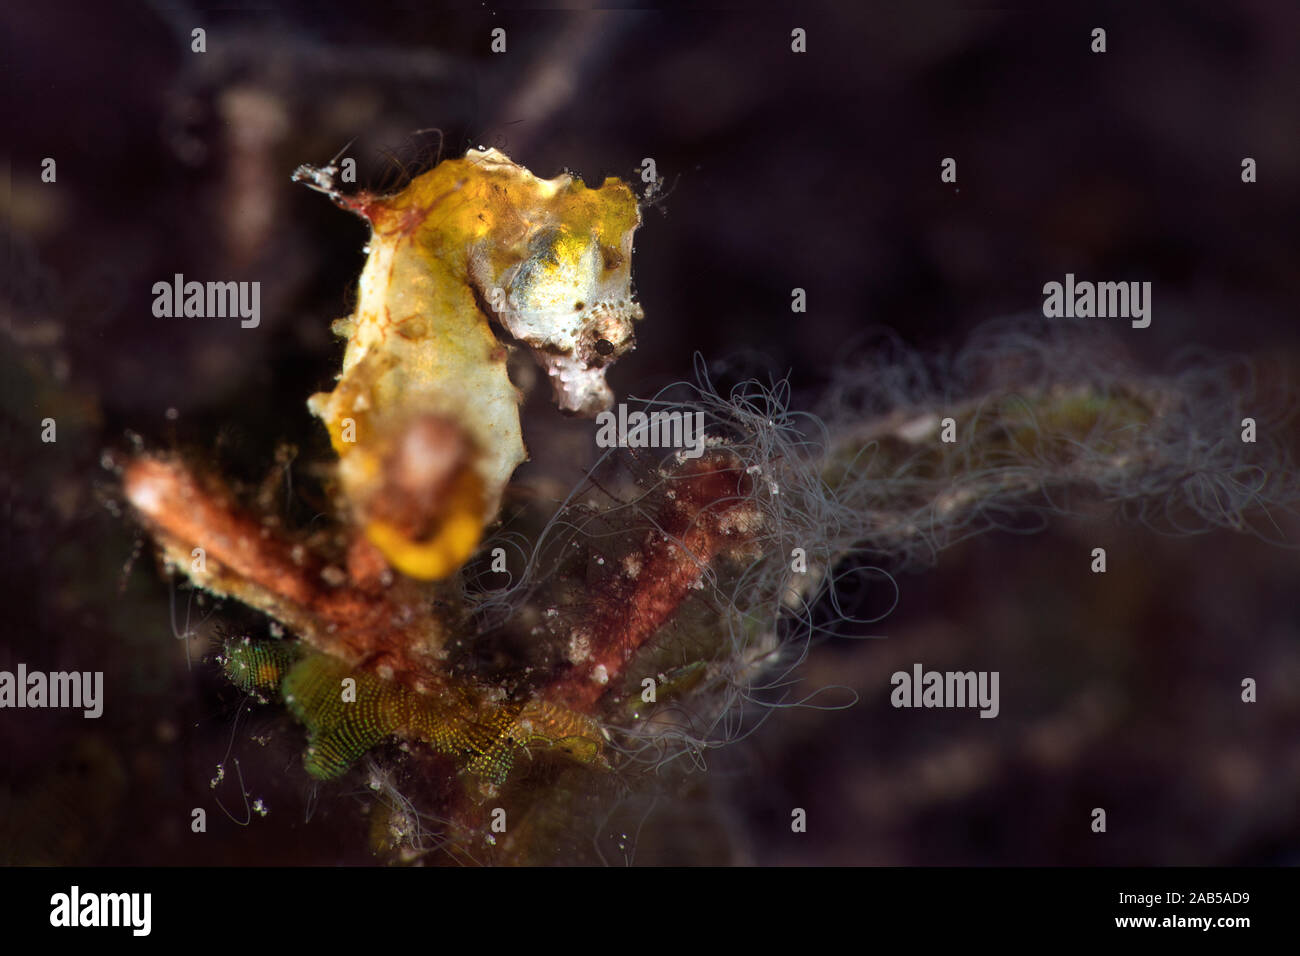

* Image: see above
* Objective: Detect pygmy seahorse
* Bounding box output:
[305,147,645,580]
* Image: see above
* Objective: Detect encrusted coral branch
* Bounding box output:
[542,451,760,712]
[124,455,448,682]
[124,454,609,788]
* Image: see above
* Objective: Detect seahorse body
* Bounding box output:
[308,148,644,581]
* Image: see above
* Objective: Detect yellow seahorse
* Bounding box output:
[305,147,644,580]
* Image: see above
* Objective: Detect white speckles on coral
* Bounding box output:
[567,631,592,665]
